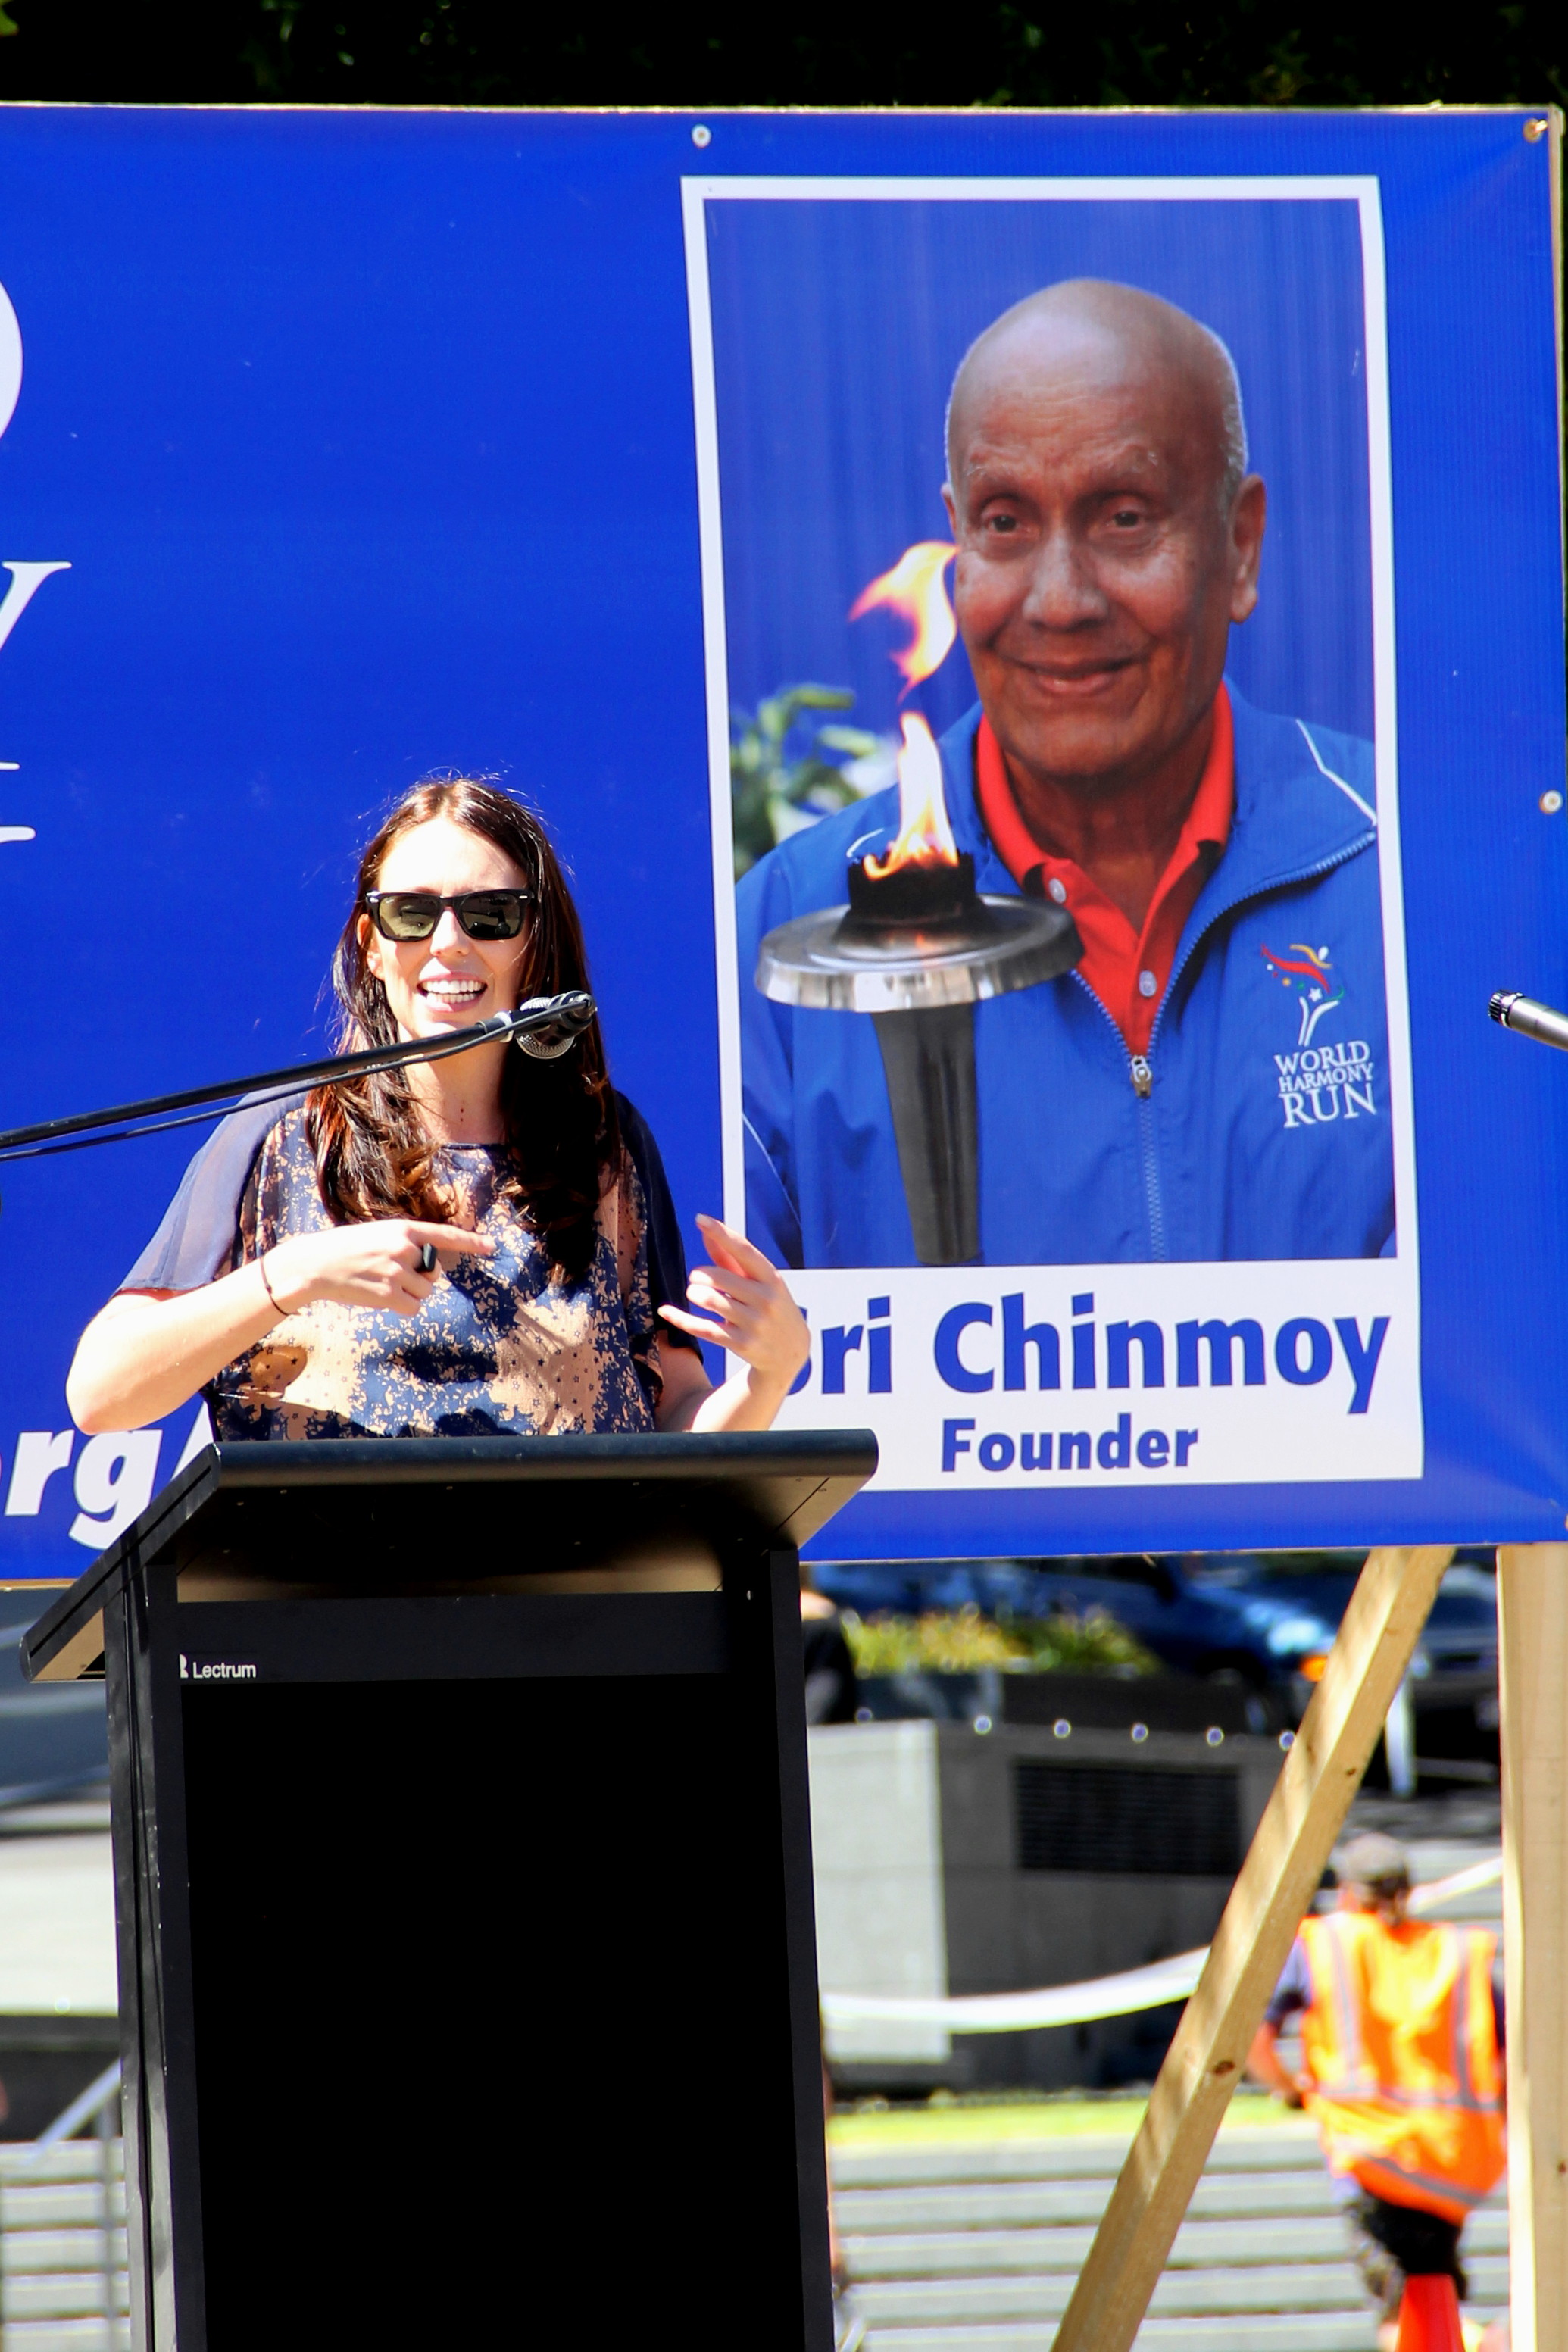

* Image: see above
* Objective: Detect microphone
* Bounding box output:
[508,990,597,1060]
[1489,992,1568,1053]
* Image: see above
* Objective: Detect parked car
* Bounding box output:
[813,1550,1498,1745]
[1190,1551,1498,1751]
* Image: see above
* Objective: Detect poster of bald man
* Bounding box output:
[685,180,1420,1501]
[0,111,1558,1591]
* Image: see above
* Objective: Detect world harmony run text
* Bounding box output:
[1274,1039,1376,1129]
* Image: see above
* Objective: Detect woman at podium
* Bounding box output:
[66,776,808,1444]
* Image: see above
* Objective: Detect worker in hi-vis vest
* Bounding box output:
[1247,1831,1506,2352]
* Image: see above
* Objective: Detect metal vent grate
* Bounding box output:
[1014,1760,1241,1877]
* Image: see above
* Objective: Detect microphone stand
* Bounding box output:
[0,992,596,1167]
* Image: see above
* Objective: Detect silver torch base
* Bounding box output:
[756,877,1081,1265]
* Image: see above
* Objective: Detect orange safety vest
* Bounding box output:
[1298,1912,1506,2223]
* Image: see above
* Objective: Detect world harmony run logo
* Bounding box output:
[1261,942,1345,1047]
[1262,942,1376,1131]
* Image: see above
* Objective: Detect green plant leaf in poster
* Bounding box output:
[729,682,894,878]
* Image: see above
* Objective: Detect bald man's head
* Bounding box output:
[939,277,1267,806]
[946,281,1248,515]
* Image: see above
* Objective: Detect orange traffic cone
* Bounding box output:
[1395,2274,1465,2352]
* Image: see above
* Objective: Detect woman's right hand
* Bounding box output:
[67,1219,498,1434]
[264,1220,495,1319]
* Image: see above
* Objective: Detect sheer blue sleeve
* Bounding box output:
[117,1095,305,1292]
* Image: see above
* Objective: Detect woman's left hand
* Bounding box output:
[659,1214,809,1401]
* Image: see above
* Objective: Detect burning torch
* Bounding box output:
[754,545,1082,1265]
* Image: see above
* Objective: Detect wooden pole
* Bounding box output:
[1050,1544,1454,2352]
[1498,1542,1568,2352]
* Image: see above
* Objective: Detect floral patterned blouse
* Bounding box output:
[120,1091,695,1442]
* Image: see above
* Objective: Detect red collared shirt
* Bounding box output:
[975,685,1235,1055]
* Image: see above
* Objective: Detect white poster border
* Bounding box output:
[681,172,1421,1496]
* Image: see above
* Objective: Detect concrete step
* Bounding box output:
[862,2320,1380,2351]
[832,2126,1321,2189]
[1,2229,128,2277]
[0,2187,127,2230]
[838,2169,1510,2231]
[850,2251,1509,2328]
[1,2326,131,2352]
[854,2266,1369,2325]
[848,2215,1351,2275]
[0,2275,130,2322]
[842,2188,1509,2254]
[867,2206,1508,2278]
[0,2142,131,2344]
[834,2107,1509,2349]
[0,2149,123,2183]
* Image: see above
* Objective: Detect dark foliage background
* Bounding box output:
[0,2,1560,111]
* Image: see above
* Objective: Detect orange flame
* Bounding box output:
[850,541,957,692]
[863,714,960,876]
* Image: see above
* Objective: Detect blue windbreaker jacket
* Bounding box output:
[736,686,1395,1268]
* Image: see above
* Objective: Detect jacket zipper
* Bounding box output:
[1079,832,1374,1263]
[1130,1055,1165,1258]
[1070,976,1167,1258]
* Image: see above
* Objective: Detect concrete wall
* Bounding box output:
[808,1723,948,2063]
[810,1716,1282,2091]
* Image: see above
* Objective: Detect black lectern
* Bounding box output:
[22,1429,876,2352]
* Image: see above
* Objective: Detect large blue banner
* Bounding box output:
[0,107,1560,1573]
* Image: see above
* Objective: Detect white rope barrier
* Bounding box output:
[1405,1853,1506,1912]
[819,1854,1503,2035]
[823,1950,1209,2034]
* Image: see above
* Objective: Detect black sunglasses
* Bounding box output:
[364,889,533,943]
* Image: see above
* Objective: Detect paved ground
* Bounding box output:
[0,1795,115,2021]
[1346,1786,1500,1846]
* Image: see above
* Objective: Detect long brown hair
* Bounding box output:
[308,776,620,1282]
